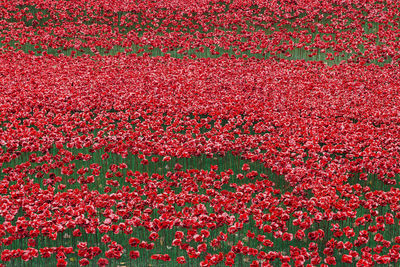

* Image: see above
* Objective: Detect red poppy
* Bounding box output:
[79,258,89,266]
[129,237,140,247]
[57,259,67,267]
[149,232,159,241]
[176,256,186,264]
[129,251,140,259]
[97,258,109,266]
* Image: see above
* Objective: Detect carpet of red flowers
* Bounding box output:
[1,1,400,267]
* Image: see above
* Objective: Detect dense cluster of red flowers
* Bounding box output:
[0,0,399,63]
[1,0,400,266]
[0,50,400,266]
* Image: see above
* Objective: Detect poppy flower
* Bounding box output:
[27,238,36,247]
[79,258,89,266]
[130,251,140,259]
[149,232,159,241]
[97,258,109,266]
[176,256,186,264]
[129,237,140,247]
[57,259,67,267]
[73,229,82,237]
[241,164,250,171]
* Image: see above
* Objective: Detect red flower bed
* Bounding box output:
[1,1,400,266]
[0,0,399,63]
[0,51,399,265]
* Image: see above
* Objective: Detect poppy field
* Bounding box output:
[1,1,400,266]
